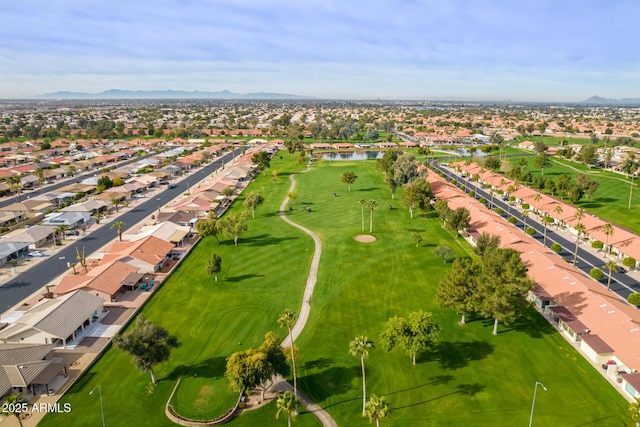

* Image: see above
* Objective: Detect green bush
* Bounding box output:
[591,240,604,249]
[628,292,640,306]
[508,216,517,224]
[522,203,530,209]
[460,185,466,192]
[590,268,604,280]
[497,189,504,195]
[495,207,504,215]
[469,190,476,197]
[451,179,457,185]
[526,227,536,235]
[479,197,487,204]
[551,242,562,253]
[508,196,516,202]
[623,257,637,268]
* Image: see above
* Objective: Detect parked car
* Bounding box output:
[133,194,145,199]
[28,251,46,257]
[64,230,80,237]
[617,266,626,274]
[168,184,176,189]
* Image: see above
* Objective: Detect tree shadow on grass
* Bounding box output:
[480,308,558,338]
[303,357,334,370]
[394,383,486,410]
[407,228,426,233]
[420,340,494,370]
[298,365,359,402]
[225,274,264,283]
[241,233,299,246]
[164,356,228,382]
[357,188,378,192]
[382,375,454,396]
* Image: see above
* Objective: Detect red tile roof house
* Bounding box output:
[53,260,139,302]
[428,171,640,400]
[101,236,176,273]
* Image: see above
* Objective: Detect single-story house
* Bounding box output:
[0,343,62,398]
[42,211,91,228]
[2,226,56,249]
[0,291,103,348]
[54,260,140,302]
[0,242,30,266]
[60,200,109,215]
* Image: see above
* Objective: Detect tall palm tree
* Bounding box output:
[554,205,564,228]
[533,193,542,214]
[604,260,619,291]
[541,215,555,246]
[522,209,530,229]
[358,199,366,232]
[366,200,378,233]
[506,185,515,215]
[55,224,69,243]
[573,222,586,266]
[601,223,614,254]
[349,335,375,416]
[111,221,125,241]
[0,394,28,427]
[275,392,298,427]
[364,395,391,427]
[8,175,22,202]
[278,309,299,398]
[111,198,121,213]
[573,207,585,223]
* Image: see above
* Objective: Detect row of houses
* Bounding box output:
[436,165,640,400]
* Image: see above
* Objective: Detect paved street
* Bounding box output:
[431,159,640,300]
[0,149,240,315]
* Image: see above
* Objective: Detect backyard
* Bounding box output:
[42,152,630,426]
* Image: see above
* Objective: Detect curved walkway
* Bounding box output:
[272,165,337,427]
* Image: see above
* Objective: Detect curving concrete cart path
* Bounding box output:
[273,166,338,427]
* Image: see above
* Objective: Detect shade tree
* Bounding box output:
[243,192,265,219]
[342,171,358,192]
[207,253,222,282]
[437,258,479,325]
[365,395,391,427]
[380,310,440,365]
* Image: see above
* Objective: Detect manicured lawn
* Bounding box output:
[516,135,594,146]
[43,152,630,426]
[287,159,629,426]
[41,155,315,426]
[498,154,640,233]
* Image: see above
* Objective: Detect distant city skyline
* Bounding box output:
[0,0,638,101]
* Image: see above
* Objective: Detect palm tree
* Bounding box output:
[573,207,585,223]
[0,394,28,427]
[506,185,515,215]
[111,221,125,241]
[364,395,391,427]
[604,260,619,291]
[278,309,299,398]
[349,335,375,416]
[573,222,586,266]
[55,224,69,243]
[533,193,542,214]
[522,209,530,229]
[554,205,564,228]
[111,198,121,212]
[358,199,366,232]
[601,223,614,254]
[8,175,22,202]
[366,200,378,233]
[628,397,640,424]
[541,215,555,246]
[275,391,298,427]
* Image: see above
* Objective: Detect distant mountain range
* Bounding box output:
[580,95,640,105]
[35,89,314,100]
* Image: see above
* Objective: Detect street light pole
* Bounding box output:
[90,385,106,427]
[528,381,547,427]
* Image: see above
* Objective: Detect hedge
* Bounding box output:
[525,227,536,235]
[623,257,637,268]
[590,268,604,280]
[495,207,504,214]
[508,216,517,224]
[479,197,487,204]
[551,242,562,253]
[628,292,640,306]
[522,203,530,209]
[591,240,604,249]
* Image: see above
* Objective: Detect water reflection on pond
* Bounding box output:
[321,151,385,160]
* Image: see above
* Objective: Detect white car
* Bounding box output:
[28,251,46,257]
[133,194,145,199]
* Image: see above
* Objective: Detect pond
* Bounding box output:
[437,147,488,157]
[321,151,385,161]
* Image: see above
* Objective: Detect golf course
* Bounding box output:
[41,151,630,426]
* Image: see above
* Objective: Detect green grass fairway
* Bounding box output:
[516,135,594,146]
[287,158,629,426]
[499,154,640,232]
[41,155,317,426]
[42,152,630,426]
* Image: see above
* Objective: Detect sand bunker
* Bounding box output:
[354,234,376,243]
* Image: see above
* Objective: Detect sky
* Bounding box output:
[0,0,638,101]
